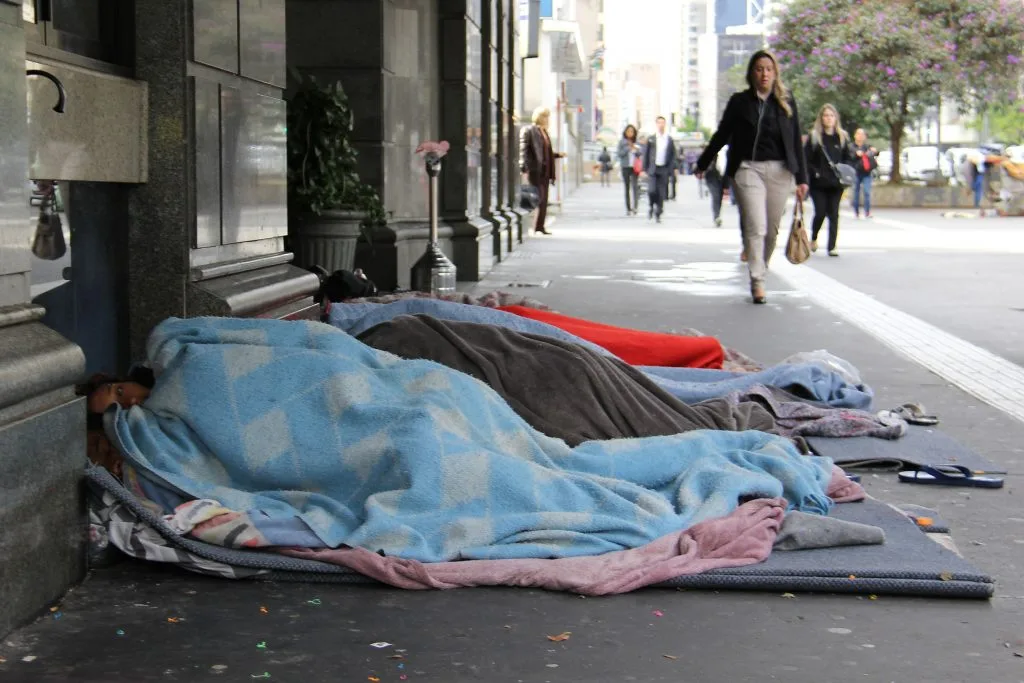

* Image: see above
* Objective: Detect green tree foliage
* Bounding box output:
[972,102,1024,143]
[771,0,1024,182]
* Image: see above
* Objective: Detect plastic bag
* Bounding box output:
[779,349,863,386]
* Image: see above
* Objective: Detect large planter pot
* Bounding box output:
[289,209,364,273]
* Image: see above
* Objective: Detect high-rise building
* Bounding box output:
[679,0,713,128]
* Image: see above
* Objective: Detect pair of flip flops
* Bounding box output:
[899,464,1004,489]
[885,403,940,426]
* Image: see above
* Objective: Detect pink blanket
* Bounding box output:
[281,467,864,596]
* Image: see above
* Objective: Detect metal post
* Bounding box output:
[428,162,439,243]
[410,156,457,294]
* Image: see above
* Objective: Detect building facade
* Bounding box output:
[0,0,526,637]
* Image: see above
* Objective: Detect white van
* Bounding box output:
[901,146,945,182]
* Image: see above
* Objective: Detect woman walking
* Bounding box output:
[520,106,565,235]
[805,104,855,257]
[851,128,877,219]
[616,124,641,215]
[694,50,809,304]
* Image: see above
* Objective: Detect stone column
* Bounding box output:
[480,0,511,261]
[130,0,318,360]
[289,0,450,291]
[504,0,529,241]
[0,0,86,637]
[440,0,495,281]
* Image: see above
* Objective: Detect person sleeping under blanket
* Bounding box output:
[354,313,786,446]
[76,316,842,564]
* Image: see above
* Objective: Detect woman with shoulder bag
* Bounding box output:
[694,50,809,305]
[851,128,878,219]
[804,104,855,257]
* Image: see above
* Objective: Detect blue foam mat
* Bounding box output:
[85,466,994,599]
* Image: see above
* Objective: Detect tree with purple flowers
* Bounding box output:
[772,0,1024,183]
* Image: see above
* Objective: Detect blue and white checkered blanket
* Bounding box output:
[110,317,834,562]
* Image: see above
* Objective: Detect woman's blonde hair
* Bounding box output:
[531,106,551,126]
[745,50,792,118]
[810,103,850,146]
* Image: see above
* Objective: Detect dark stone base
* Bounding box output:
[0,316,87,639]
[449,216,496,282]
[505,207,530,243]
[486,211,512,263]
[188,262,321,319]
[355,221,456,291]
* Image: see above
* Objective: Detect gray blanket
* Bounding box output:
[357,314,777,446]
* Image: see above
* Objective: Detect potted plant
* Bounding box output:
[287,71,386,273]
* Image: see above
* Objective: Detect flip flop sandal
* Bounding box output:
[898,464,1004,489]
[892,402,940,426]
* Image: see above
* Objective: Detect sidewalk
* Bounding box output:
[2,182,1023,682]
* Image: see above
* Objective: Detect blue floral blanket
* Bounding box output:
[109,317,834,562]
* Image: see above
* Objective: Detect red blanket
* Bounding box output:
[497,306,725,369]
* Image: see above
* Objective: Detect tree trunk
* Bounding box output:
[889,121,904,184]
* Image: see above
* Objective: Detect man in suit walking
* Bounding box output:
[643,116,677,223]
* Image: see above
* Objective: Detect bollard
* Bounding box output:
[411,148,457,295]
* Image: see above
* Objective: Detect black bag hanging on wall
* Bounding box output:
[31,192,67,261]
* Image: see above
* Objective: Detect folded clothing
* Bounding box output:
[497,305,725,369]
[356,314,777,446]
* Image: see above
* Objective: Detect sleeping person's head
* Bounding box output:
[75,369,155,476]
[76,368,155,426]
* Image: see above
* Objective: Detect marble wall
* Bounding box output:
[0,3,31,308]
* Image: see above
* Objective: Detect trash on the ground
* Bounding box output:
[398,663,405,670]
[827,628,853,635]
[249,673,270,679]
[22,656,37,663]
[653,610,664,617]
[663,654,678,660]
[257,642,267,650]
[388,655,405,660]
[116,629,125,636]
[368,677,380,682]
[259,606,268,614]
[546,664,559,668]
[167,617,181,623]
[306,598,322,606]
[400,676,408,681]
[546,632,571,642]
[370,642,393,649]
[940,571,954,581]
[211,665,228,672]
[915,517,935,527]
[53,612,62,620]
[0,657,6,664]
[1014,653,1023,658]
[869,595,878,600]
[781,593,796,599]
[49,606,58,613]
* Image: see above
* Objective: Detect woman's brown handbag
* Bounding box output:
[785,200,811,265]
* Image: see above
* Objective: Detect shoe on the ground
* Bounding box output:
[828,250,839,257]
[714,217,723,227]
[811,239,818,252]
[751,283,767,304]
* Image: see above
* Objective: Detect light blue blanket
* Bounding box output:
[110,317,834,563]
[639,365,874,410]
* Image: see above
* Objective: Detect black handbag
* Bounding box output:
[31,191,66,261]
[822,142,856,187]
[520,184,541,211]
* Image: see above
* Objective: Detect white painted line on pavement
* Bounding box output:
[774,259,1024,425]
